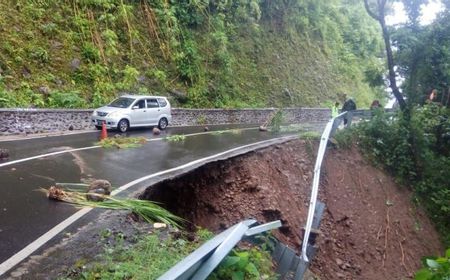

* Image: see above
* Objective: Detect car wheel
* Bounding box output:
[95,125,102,130]
[158,117,168,130]
[117,119,129,133]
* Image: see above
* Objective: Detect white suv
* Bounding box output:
[91,95,172,132]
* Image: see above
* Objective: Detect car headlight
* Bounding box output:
[108,111,121,118]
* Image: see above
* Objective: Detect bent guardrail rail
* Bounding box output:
[157,219,282,280]
[300,112,346,262]
[300,108,388,262]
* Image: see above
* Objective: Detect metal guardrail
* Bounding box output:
[300,109,381,262]
[157,219,282,280]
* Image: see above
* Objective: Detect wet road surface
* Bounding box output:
[0,123,325,265]
[0,124,256,162]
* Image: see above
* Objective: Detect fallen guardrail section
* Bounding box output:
[157,219,282,280]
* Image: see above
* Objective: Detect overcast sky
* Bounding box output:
[386,0,444,25]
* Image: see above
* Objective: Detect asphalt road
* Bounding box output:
[0,123,325,268]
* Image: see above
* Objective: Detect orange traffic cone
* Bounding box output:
[100,121,108,140]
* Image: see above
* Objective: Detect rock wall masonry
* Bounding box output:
[0,108,330,135]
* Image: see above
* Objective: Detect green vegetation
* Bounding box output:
[268,110,283,132]
[60,230,211,280]
[60,228,276,280]
[345,106,450,245]
[395,5,450,106]
[209,247,277,280]
[82,197,184,228]
[42,187,183,227]
[164,134,186,142]
[97,136,147,149]
[415,248,450,280]
[0,0,384,109]
[333,127,355,149]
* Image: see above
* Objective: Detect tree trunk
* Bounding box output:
[364,0,407,110]
[379,16,407,110]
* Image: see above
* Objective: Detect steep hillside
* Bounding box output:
[0,0,385,108]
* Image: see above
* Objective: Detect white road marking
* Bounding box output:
[0,127,258,168]
[0,146,101,168]
[0,131,97,142]
[0,124,257,143]
[0,135,293,276]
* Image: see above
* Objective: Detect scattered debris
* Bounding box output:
[0,148,9,160]
[41,185,183,227]
[152,127,161,135]
[153,223,167,229]
[87,180,112,202]
[47,186,71,201]
[165,134,186,142]
[97,136,146,149]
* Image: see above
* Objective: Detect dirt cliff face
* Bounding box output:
[141,139,443,280]
[141,139,316,248]
[314,146,443,280]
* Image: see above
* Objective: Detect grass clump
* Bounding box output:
[97,136,147,149]
[42,187,183,228]
[268,110,284,132]
[60,230,277,280]
[165,134,186,142]
[60,229,213,280]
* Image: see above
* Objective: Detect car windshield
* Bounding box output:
[108,97,135,108]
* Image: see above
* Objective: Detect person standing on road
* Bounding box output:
[370,100,381,110]
[331,102,340,118]
[342,97,356,126]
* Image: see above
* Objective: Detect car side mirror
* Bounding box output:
[132,106,139,110]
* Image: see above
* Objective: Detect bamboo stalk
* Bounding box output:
[40,186,183,228]
[120,0,134,54]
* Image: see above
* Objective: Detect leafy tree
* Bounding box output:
[363,0,412,110]
[395,9,450,106]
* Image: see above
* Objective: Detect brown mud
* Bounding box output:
[142,139,443,280]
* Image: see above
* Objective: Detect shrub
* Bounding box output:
[48,91,86,108]
[30,47,50,63]
[333,127,355,149]
[208,247,277,280]
[269,110,284,132]
[356,106,450,245]
[40,22,58,35]
[81,42,100,63]
[415,248,450,280]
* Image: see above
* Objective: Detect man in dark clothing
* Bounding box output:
[342,97,357,126]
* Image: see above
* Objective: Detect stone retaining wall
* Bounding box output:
[0,108,330,136]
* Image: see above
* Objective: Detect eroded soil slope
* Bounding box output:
[141,139,316,248]
[313,146,443,279]
[142,139,443,279]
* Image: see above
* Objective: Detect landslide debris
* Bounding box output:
[141,139,443,279]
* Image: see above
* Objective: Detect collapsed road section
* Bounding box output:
[2,137,443,279]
